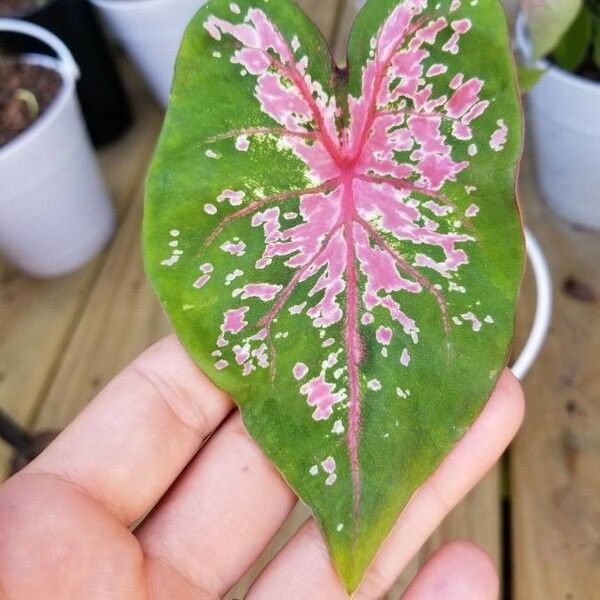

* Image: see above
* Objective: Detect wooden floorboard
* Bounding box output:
[511,151,600,600]
[31,183,171,431]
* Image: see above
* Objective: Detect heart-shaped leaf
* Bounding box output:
[144,0,523,591]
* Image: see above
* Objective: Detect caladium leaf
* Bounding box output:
[144,0,523,591]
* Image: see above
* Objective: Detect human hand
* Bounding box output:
[0,336,523,599]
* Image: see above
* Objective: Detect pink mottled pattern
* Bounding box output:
[301,375,344,421]
[221,240,246,256]
[322,456,336,474]
[376,326,393,345]
[222,306,249,334]
[465,203,480,217]
[293,362,309,380]
[241,282,282,301]
[218,189,246,206]
[461,311,483,331]
[198,1,501,518]
[194,274,211,289]
[400,348,411,366]
[490,119,508,151]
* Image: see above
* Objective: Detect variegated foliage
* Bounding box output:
[144,0,523,590]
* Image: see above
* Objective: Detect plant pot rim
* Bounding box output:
[0,54,73,163]
[515,12,600,94]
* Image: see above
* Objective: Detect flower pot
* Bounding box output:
[89,0,207,106]
[511,229,553,380]
[516,15,600,231]
[0,19,116,278]
[0,0,133,147]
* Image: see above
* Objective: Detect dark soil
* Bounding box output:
[0,0,48,16]
[0,58,62,147]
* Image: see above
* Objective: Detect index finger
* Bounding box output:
[18,335,234,525]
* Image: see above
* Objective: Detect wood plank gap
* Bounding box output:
[501,454,513,600]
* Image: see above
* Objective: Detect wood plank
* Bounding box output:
[31,182,171,430]
[511,153,600,600]
[0,69,163,481]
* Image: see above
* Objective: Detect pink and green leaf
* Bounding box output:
[144,0,523,591]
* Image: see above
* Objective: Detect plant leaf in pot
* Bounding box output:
[144,0,523,591]
[0,19,116,278]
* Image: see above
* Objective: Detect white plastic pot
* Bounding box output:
[0,20,115,278]
[89,0,208,106]
[516,15,600,230]
[511,229,552,380]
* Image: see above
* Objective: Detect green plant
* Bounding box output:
[523,0,600,73]
[144,0,522,591]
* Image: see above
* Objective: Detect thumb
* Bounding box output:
[400,541,499,600]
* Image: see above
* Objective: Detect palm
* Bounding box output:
[0,337,522,599]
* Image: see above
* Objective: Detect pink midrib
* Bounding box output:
[212,22,427,528]
[341,174,363,522]
[271,28,415,526]
[332,28,417,525]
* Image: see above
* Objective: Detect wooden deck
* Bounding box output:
[1,1,598,597]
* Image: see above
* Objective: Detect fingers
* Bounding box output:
[246,370,524,600]
[0,471,145,598]
[137,411,297,598]
[400,541,499,600]
[19,336,234,524]
[248,519,348,600]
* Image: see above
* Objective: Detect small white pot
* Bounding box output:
[516,15,600,230]
[89,0,208,106]
[0,20,115,278]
